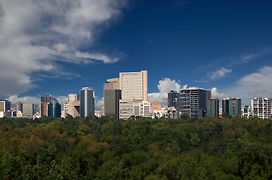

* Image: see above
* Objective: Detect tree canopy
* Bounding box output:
[0,116,272,179]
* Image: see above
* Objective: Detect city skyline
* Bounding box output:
[0,0,272,106]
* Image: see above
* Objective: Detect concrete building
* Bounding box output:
[168,90,179,108]
[119,70,148,101]
[15,102,23,112]
[178,88,211,118]
[242,105,251,119]
[0,100,11,112]
[66,94,80,118]
[22,104,35,119]
[104,78,122,119]
[222,97,242,118]
[119,100,152,119]
[119,99,134,120]
[41,95,56,117]
[48,99,61,118]
[118,70,151,119]
[251,97,271,119]
[133,100,152,118]
[207,98,220,117]
[104,90,122,119]
[80,87,95,118]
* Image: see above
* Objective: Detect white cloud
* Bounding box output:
[95,97,104,111]
[8,95,68,106]
[210,67,232,80]
[8,95,40,105]
[149,78,181,107]
[0,0,127,96]
[211,88,227,99]
[225,66,272,99]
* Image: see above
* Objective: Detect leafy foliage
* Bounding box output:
[0,117,272,179]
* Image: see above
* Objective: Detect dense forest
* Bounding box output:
[0,116,272,179]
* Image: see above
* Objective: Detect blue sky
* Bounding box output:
[0,0,272,106]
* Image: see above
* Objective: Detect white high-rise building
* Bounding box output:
[118,70,150,119]
[251,97,271,119]
[119,70,148,101]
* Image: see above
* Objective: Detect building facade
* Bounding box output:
[118,70,150,119]
[80,87,95,118]
[22,104,35,119]
[48,100,61,118]
[0,100,11,112]
[207,98,220,117]
[168,90,179,108]
[222,97,242,118]
[178,88,211,118]
[242,105,251,119]
[40,95,55,117]
[66,94,80,118]
[251,97,271,119]
[119,70,148,101]
[104,78,122,119]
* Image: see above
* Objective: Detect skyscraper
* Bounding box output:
[104,78,122,119]
[168,90,179,108]
[222,97,242,118]
[15,102,23,112]
[119,70,148,101]
[66,94,80,118]
[22,104,35,119]
[48,99,61,118]
[80,87,95,118]
[251,97,271,119]
[178,88,211,118]
[207,98,220,117]
[41,95,55,117]
[118,70,150,119]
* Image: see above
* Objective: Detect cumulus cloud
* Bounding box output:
[8,95,68,106]
[0,0,127,96]
[149,78,181,107]
[211,88,227,99]
[210,67,232,80]
[8,95,40,105]
[95,97,104,111]
[225,66,272,99]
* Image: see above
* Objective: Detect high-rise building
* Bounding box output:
[104,78,122,119]
[178,88,211,118]
[119,70,148,101]
[48,99,61,118]
[207,98,220,117]
[251,97,271,119]
[168,90,179,108]
[118,70,150,119]
[104,78,120,90]
[22,104,35,119]
[242,105,251,119]
[15,102,23,112]
[80,87,95,118]
[0,100,11,112]
[67,94,80,118]
[222,97,242,118]
[41,95,55,117]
